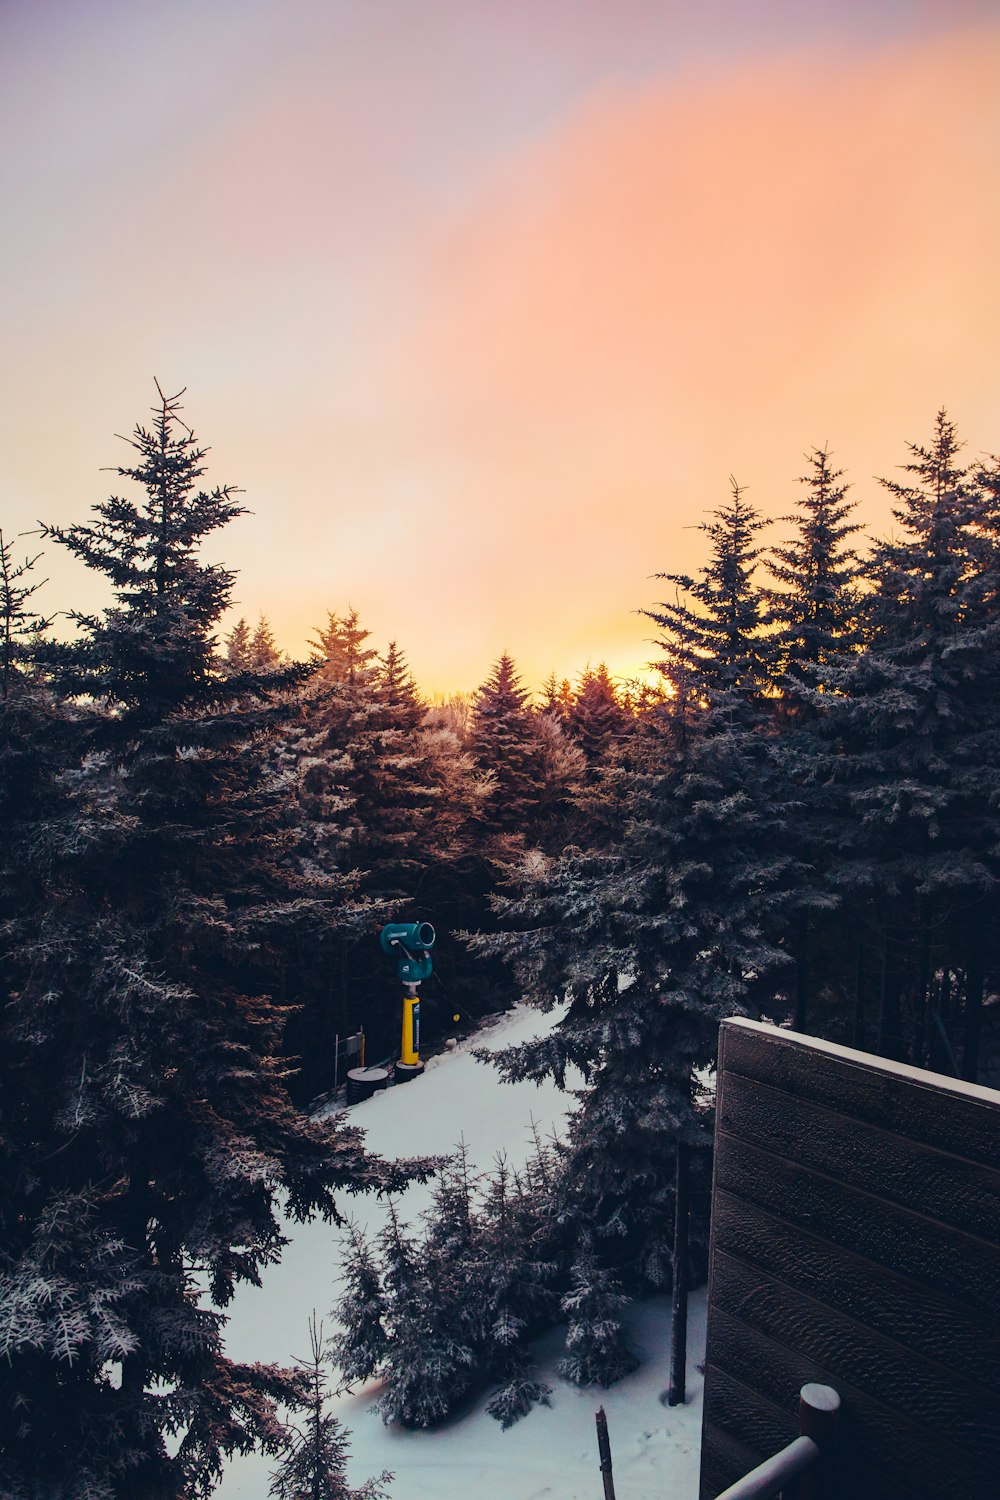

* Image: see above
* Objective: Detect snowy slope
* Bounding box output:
[216,1005,706,1500]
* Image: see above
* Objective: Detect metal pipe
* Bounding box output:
[711,1436,819,1500]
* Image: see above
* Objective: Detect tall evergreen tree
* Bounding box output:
[1,528,49,700]
[250,614,282,671]
[470,653,580,857]
[474,482,795,1292]
[648,478,776,717]
[565,665,627,767]
[764,448,865,1034]
[0,387,424,1500]
[223,616,252,674]
[768,447,864,684]
[817,412,999,1071]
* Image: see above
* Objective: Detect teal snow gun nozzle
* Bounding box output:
[380,922,435,983]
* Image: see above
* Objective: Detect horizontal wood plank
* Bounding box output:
[710,1190,1000,1388]
[698,1421,764,1500]
[710,1264,1000,1467]
[720,1021,1000,1167]
[714,1132,999,1314]
[718,1067,1000,1238]
[703,1363,798,1460]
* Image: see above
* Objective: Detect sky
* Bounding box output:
[2,0,999,695]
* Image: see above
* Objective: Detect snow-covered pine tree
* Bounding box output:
[369,1200,479,1429]
[250,614,283,671]
[1,386,425,1500]
[270,1315,392,1500]
[328,1222,389,1388]
[556,1236,637,1388]
[477,1149,559,1426]
[650,477,778,715]
[466,652,586,868]
[468,653,546,853]
[539,671,574,723]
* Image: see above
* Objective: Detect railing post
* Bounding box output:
[786,1383,840,1500]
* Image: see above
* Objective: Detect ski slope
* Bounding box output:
[216,1005,706,1500]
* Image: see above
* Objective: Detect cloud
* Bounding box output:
[370,20,1000,685]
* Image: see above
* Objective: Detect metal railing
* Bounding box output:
[713,1383,841,1500]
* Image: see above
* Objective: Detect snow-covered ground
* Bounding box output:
[216,1005,706,1500]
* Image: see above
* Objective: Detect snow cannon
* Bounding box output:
[379,921,435,983]
[379,922,435,1082]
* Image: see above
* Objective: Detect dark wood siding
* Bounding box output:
[699,1020,1000,1500]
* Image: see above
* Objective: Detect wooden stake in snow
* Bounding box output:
[595,1407,616,1500]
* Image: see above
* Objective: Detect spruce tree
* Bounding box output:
[817,412,1000,1072]
[223,616,252,674]
[469,653,583,860]
[369,1202,478,1429]
[557,1237,637,1388]
[473,482,795,1295]
[765,448,865,1035]
[328,1223,389,1389]
[648,477,776,715]
[269,1315,392,1500]
[0,386,423,1500]
[768,447,864,683]
[250,614,283,671]
[565,665,626,766]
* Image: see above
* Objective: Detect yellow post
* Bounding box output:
[400,984,420,1066]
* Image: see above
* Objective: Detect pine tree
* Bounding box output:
[477,1149,559,1425]
[370,1201,478,1429]
[250,614,283,671]
[764,448,866,1035]
[647,477,776,718]
[224,616,252,674]
[1,386,424,1500]
[557,1237,637,1388]
[328,1223,389,1388]
[473,482,796,1294]
[768,447,864,684]
[310,609,378,687]
[539,671,574,722]
[1,528,50,700]
[270,1315,392,1500]
[817,412,1000,1072]
[470,653,581,857]
[565,665,626,765]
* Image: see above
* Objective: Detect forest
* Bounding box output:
[1,388,998,1497]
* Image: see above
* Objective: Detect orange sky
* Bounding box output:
[2,2,999,695]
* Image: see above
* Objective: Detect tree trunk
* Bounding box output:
[852,938,866,1050]
[963,896,988,1084]
[793,909,809,1034]
[666,1139,690,1406]
[878,927,903,1062]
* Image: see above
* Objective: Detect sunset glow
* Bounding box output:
[3,0,999,694]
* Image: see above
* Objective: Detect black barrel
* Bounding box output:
[393,1060,425,1085]
[345,1066,390,1105]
